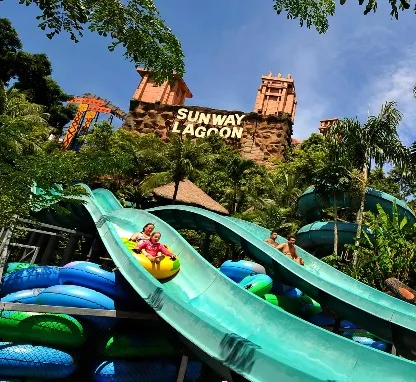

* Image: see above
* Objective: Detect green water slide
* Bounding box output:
[297,187,416,224]
[66,184,416,381]
[296,187,416,256]
[146,205,416,359]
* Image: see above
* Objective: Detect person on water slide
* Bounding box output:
[134,232,177,263]
[264,232,280,248]
[276,236,304,266]
[129,223,154,244]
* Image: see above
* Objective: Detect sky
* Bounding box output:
[2,1,416,143]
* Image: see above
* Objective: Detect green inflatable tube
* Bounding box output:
[102,332,177,359]
[264,294,321,317]
[0,311,85,348]
[4,262,37,274]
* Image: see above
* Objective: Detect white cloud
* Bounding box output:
[364,44,416,145]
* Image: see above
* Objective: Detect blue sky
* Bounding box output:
[2,1,416,143]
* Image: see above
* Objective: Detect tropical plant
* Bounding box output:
[221,157,257,214]
[272,0,413,34]
[142,134,209,204]
[313,162,353,256]
[339,203,416,290]
[10,1,184,82]
[326,102,408,264]
[0,87,85,226]
[1,19,76,133]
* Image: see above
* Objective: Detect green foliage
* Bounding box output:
[0,87,86,226]
[0,19,75,132]
[272,133,328,191]
[326,102,408,254]
[11,0,184,82]
[273,0,336,34]
[272,0,415,34]
[0,18,22,84]
[368,168,403,199]
[328,203,416,290]
[79,122,167,206]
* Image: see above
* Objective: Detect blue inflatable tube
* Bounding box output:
[0,342,75,379]
[308,312,359,329]
[37,285,116,327]
[93,360,202,382]
[271,281,303,298]
[1,289,44,304]
[219,260,265,282]
[59,262,119,299]
[1,266,59,296]
[37,285,115,310]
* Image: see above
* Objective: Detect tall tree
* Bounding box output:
[142,134,208,204]
[11,0,184,82]
[273,0,413,34]
[0,86,84,226]
[0,19,76,133]
[326,102,408,264]
[223,157,256,214]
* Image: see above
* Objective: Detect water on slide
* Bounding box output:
[66,184,416,381]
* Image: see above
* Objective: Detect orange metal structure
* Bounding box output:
[62,95,126,150]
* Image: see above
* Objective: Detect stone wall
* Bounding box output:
[122,100,293,164]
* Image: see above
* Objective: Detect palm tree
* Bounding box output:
[326,102,408,264]
[313,162,352,256]
[142,134,208,204]
[223,156,256,214]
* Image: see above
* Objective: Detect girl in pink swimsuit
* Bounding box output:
[134,232,176,263]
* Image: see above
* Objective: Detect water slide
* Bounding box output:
[49,184,416,381]
[296,187,416,256]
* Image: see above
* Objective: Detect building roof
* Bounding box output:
[292,138,303,146]
[136,68,193,99]
[152,179,229,215]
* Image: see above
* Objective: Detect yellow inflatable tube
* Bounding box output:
[121,238,180,280]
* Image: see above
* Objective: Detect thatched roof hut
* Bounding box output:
[152,179,229,215]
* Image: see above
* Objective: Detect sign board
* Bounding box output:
[171,108,246,139]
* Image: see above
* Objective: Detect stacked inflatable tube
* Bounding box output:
[93,359,202,382]
[0,261,195,380]
[0,311,85,348]
[0,266,59,295]
[102,332,177,359]
[0,342,75,379]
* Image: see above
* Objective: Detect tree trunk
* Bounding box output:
[333,193,338,257]
[172,179,180,205]
[353,160,368,265]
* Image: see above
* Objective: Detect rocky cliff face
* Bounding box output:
[122,100,293,164]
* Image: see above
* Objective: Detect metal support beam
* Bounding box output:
[61,234,79,265]
[87,237,105,263]
[23,231,39,257]
[202,233,211,259]
[35,234,49,259]
[0,220,15,283]
[176,355,189,382]
[18,217,90,236]
[9,243,40,264]
[16,226,65,237]
[41,235,59,265]
[0,302,159,320]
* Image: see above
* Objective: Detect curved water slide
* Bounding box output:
[59,184,416,381]
[146,205,416,360]
[296,188,416,256]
